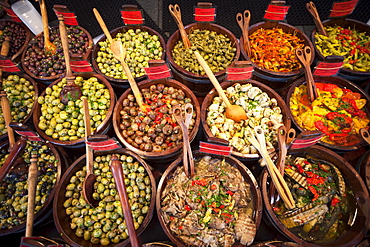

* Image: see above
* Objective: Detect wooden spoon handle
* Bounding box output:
[0,137,27,183]
[0,91,15,148]
[194,51,231,107]
[58,15,72,77]
[306,1,327,36]
[168,4,191,49]
[0,38,10,57]
[93,8,113,44]
[295,48,316,101]
[110,155,140,247]
[25,153,38,237]
[83,98,93,175]
[39,0,51,44]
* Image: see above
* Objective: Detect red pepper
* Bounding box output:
[192,178,208,186]
[213,208,220,213]
[314,120,330,135]
[308,185,319,201]
[226,190,234,196]
[296,164,304,174]
[299,94,311,108]
[221,213,233,223]
[178,225,183,230]
[170,216,174,220]
[326,112,341,120]
[210,184,217,190]
[155,112,163,122]
[184,205,191,211]
[209,202,217,208]
[331,197,341,207]
[316,83,339,93]
[219,205,225,209]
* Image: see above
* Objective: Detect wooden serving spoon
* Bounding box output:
[58,15,82,105]
[236,10,251,58]
[110,154,140,247]
[39,0,56,54]
[93,8,114,45]
[360,128,370,145]
[111,41,149,112]
[0,89,15,149]
[296,46,318,102]
[169,4,191,49]
[306,1,327,36]
[25,153,38,237]
[81,97,99,207]
[194,50,247,122]
[0,137,27,183]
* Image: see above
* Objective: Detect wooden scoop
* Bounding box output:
[58,15,81,105]
[111,41,149,112]
[25,153,38,237]
[236,10,251,58]
[110,154,140,247]
[0,90,15,149]
[93,8,113,45]
[169,4,191,49]
[39,0,56,54]
[194,50,247,122]
[296,46,318,102]
[81,97,99,207]
[306,1,327,36]
[0,37,10,57]
[360,128,370,145]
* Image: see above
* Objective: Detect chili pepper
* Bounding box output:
[226,190,234,196]
[170,216,174,220]
[273,207,281,213]
[331,197,340,207]
[154,112,163,122]
[213,208,220,213]
[208,202,217,208]
[296,164,305,174]
[221,213,233,223]
[308,185,319,201]
[314,120,330,135]
[219,205,225,209]
[210,184,217,190]
[178,225,183,230]
[191,178,208,186]
[306,173,325,185]
[184,205,191,211]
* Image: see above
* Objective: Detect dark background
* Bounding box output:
[21,0,370,39]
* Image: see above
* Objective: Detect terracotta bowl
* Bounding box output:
[157,150,263,246]
[91,25,166,90]
[33,73,115,148]
[260,145,369,247]
[0,72,39,141]
[113,78,200,162]
[201,79,291,159]
[21,25,93,85]
[0,139,67,236]
[53,149,156,247]
[311,18,370,82]
[0,19,31,62]
[286,75,370,152]
[240,21,314,85]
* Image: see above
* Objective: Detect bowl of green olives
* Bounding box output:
[0,138,66,236]
[21,25,93,85]
[53,149,156,246]
[0,19,31,62]
[33,73,115,148]
[113,78,200,162]
[92,26,165,92]
[0,73,38,141]
[166,22,240,96]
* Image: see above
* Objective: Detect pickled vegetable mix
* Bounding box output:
[249,27,305,72]
[290,82,369,146]
[273,155,354,243]
[315,26,370,72]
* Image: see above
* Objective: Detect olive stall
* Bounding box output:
[0,0,369,246]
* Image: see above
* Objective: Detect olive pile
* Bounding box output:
[63,153,151,245]
[37,76,111,141]
[0,21,28,58]
[23,26,91,77]
[172,29,237,75]
[0,140,58,229]
[118,84,196,152]
[0,75,36,135]
[95,29,163,79]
